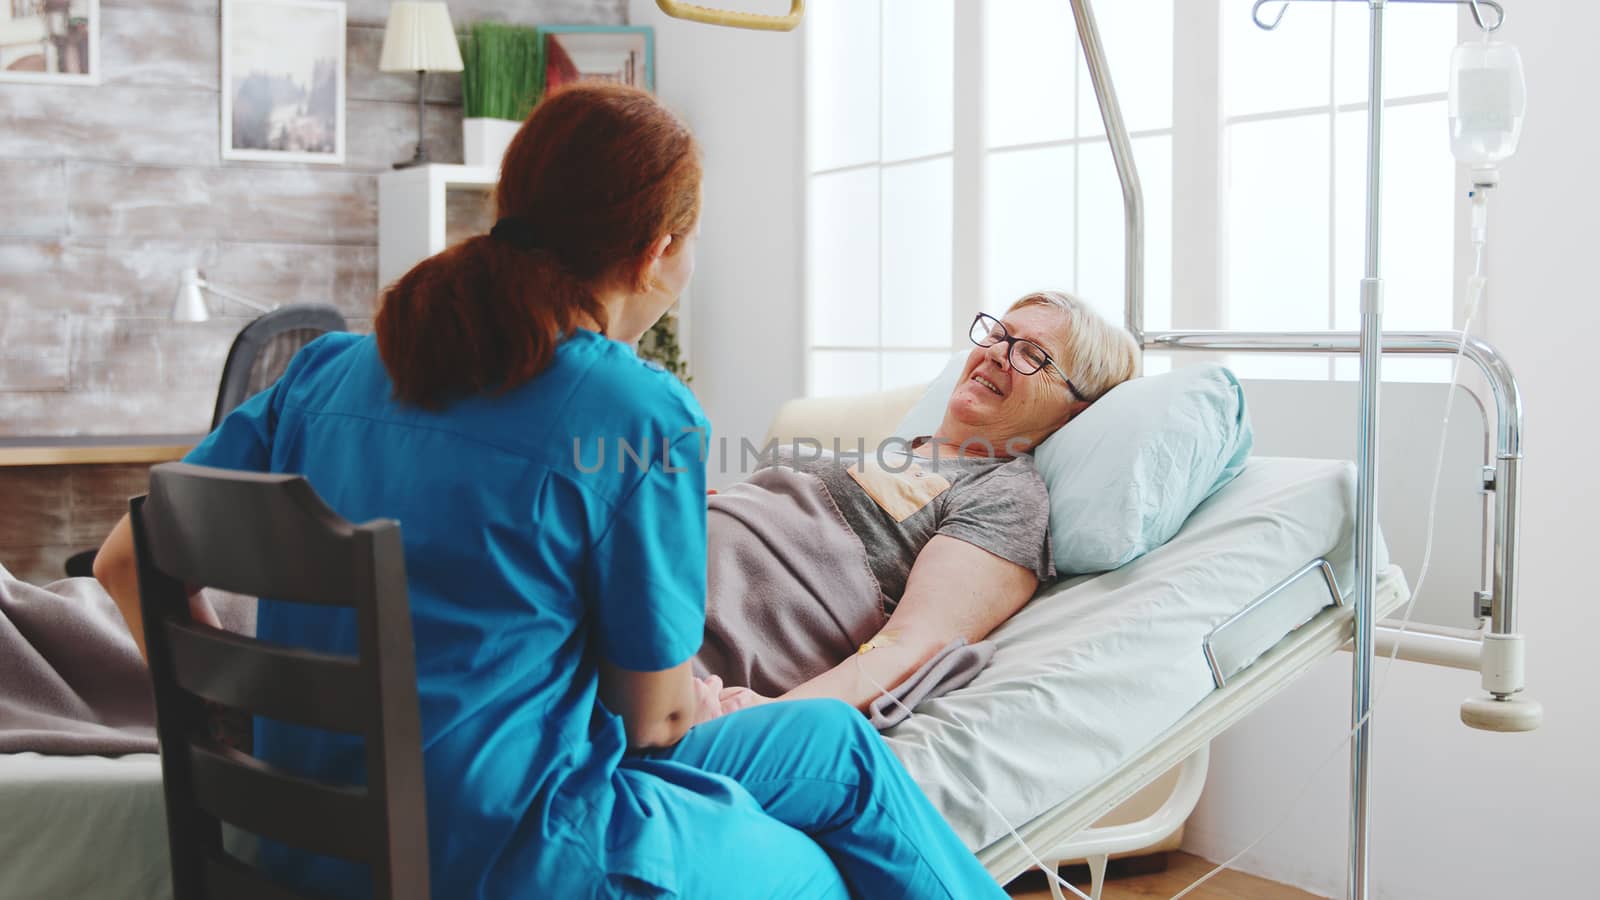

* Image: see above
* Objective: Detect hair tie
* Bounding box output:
[490,217,544,249]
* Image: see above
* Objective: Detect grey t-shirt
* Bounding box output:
[760,438,1055,610]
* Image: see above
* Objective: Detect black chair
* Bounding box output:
[66,305,347,578]
[131,461,428,900]
[210,305,348,431]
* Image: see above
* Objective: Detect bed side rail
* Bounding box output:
[1204,559,1343,689]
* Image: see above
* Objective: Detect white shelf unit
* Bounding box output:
[377,163,499,288]
[376,163,692,378]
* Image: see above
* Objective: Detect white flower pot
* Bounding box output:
[462,117,522,170]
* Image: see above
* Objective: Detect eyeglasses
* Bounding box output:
[968,313,1088,403]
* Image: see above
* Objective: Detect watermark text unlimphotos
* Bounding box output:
[572,428,1028,476]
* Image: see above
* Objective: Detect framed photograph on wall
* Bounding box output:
[0,0,99,85]
[221,0,345,164]
[542,25,654,95]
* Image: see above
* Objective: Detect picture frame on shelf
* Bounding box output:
[0,0,99,85]
[541,25,654,95]
[221,0,346,164]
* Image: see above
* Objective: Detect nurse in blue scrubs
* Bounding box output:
[95,83,1006,899]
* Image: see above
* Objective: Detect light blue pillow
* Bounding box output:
[895,357,1252,575]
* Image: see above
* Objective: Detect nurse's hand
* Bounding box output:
[717,686,773,716]
[692,675,726,724]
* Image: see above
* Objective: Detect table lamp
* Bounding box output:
[171,268,274,323]
[380,2,465,169]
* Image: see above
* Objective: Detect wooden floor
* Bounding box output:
[1006,852,1324,900]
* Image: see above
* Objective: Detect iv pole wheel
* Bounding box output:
[1460,694,1543,732]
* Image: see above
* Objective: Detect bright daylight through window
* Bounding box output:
[803,0,1461,395]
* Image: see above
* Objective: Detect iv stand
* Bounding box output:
[1254,2,1502,897]
[1351,5,1384,896]
[1255,2,1387,895]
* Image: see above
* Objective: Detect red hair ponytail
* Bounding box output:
[376,83,702,410]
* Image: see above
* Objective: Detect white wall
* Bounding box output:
[626,0,806,487]
[1184,3,1600,897]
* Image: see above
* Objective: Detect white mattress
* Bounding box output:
[885,456,1389,849]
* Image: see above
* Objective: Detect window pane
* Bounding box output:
[1224,115,1330,330]
[1333,103,1453,332]
[1223,0,1330,117]
[808,168,880,346]
[882,0,953,161]
[1334,1,1456,105]
[1229,356,1331,380]
[984,145,1074,315]
[1076,0,1174,137]
[881,157,954,348]
[984,0,1076,148]
[881,350,955,391]
[809,350,881,397]
[1078,135,1173,331]
[807,0,881,171]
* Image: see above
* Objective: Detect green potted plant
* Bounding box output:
[459,22,542,169]
[638,310,690,382]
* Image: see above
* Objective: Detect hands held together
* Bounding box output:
[691,675,773,724]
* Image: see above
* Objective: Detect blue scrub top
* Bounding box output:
[184,330,711,898]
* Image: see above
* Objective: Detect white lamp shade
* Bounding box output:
[172,268,210,323]
[380,2,464,73]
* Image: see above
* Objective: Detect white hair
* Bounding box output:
[1006,290,1139,402]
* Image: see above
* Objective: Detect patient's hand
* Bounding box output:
[692,675,726,725]
[188,592,222,630]
[718,686,772,715]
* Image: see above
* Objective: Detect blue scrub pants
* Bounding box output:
[637,698,1006,900]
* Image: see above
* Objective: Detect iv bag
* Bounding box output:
[1449,40,1526,169]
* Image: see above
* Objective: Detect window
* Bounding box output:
[805,0,956,398]
[803,0,1462,396]
[1220,0,1459,380]
[982,0,1174,330]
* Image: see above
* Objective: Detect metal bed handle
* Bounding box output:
[1252,0,1506,33]
[655,0,805,32]
[1149,328,1524,639]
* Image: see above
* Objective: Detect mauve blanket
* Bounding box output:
[696,466,886,698]
[0,564,255,756]
[695,467,995,728]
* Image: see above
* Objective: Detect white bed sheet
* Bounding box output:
[0,751,169,900]
[884,456,1388,849]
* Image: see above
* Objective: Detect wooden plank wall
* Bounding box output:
[0,0,624,583]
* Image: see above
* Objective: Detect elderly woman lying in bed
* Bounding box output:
[700,291,1138,717]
